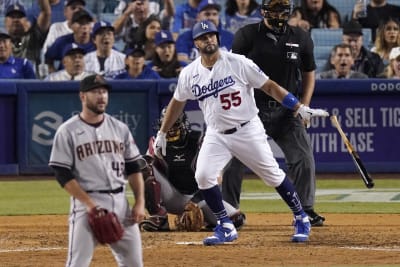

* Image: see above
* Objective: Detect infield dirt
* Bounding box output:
[1,213,399,267]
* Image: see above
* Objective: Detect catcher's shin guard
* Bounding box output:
[144,176,167,216]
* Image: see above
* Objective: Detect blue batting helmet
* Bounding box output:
[192,20,219,41]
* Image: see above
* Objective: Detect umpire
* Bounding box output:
[223,0,325,226]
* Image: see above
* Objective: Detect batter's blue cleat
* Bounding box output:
[292,214,311,242]
[203,222,238,246]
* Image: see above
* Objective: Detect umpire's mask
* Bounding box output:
[261,0,292,34]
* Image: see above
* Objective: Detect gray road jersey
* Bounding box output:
[49,113,142,191]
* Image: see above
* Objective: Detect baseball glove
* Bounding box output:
[174,202,204,232]
[88,207,124,244]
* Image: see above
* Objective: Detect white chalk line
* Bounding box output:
[176,241,235,245]
[0,247,66,253]
[339,246,400,252]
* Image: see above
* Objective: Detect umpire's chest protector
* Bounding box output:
[233,23,315,92]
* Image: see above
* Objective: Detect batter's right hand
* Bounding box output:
[296,104,329,125]
[153,131,167,158]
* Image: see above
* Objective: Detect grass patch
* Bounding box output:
[0,178,399,216]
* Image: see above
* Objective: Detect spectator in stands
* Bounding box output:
[45,43,92,80]
[27,0,65,25]
[114,0,175,30]
[378,46,400,78]
[176,0,234,63]
[352,0,400,42]
[84,21,126,79]
[371,17,400,66]
[172,0,202,39]
[148,30,187,78]
[42,0,86,56]
[126,14,161,60]
[114,45,161,79]
[288,0,341,31]
[317,43,368,79]
[224,0,262,34]
[0,31,36,79]
[113,0,174,47]
[4,1,51,72]
[322,20,384,77]
[45,9,95,73]
[335,20,384,78]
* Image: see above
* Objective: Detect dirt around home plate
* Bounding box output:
[0,213,400,267]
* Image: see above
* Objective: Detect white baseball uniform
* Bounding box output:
[174,50,286,189]
[49,113,143,267]
[84,49,126,79]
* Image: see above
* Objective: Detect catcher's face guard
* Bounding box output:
[156,109,190,143]
[262,0,292,33]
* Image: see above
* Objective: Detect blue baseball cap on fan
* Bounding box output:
[62,43,86,58]
[155,30,174,46]
[5,3,26,17]
[197,0,221,12]
[91,20,114,37]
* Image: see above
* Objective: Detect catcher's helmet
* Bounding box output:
[156,108,190,143]
[192,20,219,41]
[261,0,293,34]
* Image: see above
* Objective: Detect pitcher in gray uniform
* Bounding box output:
[49,74,146,267]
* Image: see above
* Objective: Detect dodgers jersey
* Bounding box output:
[174,50,269,132]
[49,114,142,191]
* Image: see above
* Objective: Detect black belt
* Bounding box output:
[221,121,250,134]
[86,186,123,194]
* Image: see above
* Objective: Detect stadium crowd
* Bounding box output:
[0,0,399,80]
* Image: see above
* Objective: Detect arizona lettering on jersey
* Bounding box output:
[76,140,124,161]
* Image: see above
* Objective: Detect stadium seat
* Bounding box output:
[314,45,332,60]
[311,29,342,47]
[315,59,328,73]
[311,28,372,48]
[328,0,355,23]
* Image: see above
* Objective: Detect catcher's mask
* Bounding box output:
[261,0,292,34]
[156,108,190,143]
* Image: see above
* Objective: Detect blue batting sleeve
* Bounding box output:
[281,92,300,110]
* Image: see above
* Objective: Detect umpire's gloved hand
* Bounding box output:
[153,131,167,158]
[296,104,329,128]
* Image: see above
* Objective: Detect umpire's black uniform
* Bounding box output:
[222,21,322,223]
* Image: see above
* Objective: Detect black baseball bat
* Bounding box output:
[330,115,374,189]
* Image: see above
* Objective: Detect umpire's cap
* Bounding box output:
[80,74,111,92]
[192,20,219,41]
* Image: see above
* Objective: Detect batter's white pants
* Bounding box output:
[195,116,286,189]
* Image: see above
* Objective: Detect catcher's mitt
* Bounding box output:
[174,202,204,232]
[88,207,124,244]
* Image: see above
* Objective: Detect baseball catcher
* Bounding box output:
[139,109,246,232]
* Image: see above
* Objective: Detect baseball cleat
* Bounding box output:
[305,209,325,227]
[203,222,238,246]
[292,214,311,242]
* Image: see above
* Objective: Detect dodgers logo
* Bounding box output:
[191,76,235,101]
[201,22,209,30]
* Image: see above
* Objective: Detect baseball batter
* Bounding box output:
[49,74,146,267]
[154,20,329,246]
